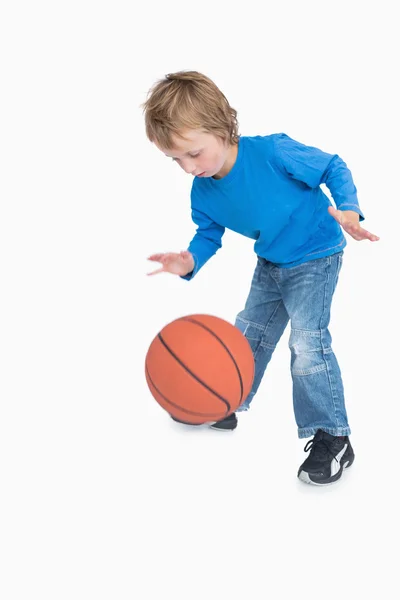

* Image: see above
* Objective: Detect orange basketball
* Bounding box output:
[145,314,255,424]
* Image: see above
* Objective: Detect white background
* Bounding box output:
[1,1,399,598]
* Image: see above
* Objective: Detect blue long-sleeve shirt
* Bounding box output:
[181,133,364,280]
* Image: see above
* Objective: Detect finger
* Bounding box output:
[344,227,365,241]
[147,254,164,261]
[328,206,343,225]
[161,254,174,263]
[163,253,179,260]
[327,207,336,218]
[359,227,380,241]
[346,228,380,242]
[328,208,379,241]
[146,267,164,276]
[354,226,379,241]
[360,231,380,242]
[343,224,362,237]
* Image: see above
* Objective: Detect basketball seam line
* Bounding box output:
[182,316,244,403]
[158,332,232,412]
[145,365,228,418]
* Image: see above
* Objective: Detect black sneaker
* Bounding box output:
[298,429,355,485]
[170,412,237,431]
[210,412,237,431]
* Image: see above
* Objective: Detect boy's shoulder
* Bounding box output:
[243,132,286,141]
[241,132,289,154]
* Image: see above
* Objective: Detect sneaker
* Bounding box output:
[210,412,237,431]
[170,412,238,431]
[298,429,355,485]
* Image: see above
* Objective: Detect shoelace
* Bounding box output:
[303,438,339,463]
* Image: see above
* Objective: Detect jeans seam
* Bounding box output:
[292,363,327,376]
[298,425,351,439]
[321,257,340,428]
[236,317,266,332]
[238,301,285,361]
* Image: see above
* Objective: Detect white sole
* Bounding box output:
[298,460,352,486]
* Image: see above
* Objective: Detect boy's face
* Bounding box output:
[155,129,237,179]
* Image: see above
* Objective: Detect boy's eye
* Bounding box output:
[172,152,200,162]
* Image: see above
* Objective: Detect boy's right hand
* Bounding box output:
[146,250,195,277]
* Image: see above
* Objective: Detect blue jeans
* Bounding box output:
[234,251,350,439]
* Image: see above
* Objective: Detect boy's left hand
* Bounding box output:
[328,207,380,242]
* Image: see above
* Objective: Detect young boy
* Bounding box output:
[142,71,379,485]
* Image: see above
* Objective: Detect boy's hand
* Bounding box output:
[146,250,195,276]
[328,207,380,242]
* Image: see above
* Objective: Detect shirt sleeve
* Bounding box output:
[180,206,225,281]
[272,133,365,221]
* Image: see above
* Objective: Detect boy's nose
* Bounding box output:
[181,160,196,174]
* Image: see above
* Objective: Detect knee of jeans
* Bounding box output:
[289,328,332,375]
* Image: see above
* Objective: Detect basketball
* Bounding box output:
[145,314,255,424]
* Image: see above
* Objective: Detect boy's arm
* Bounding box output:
[272,133,379,241]
[272,133,365,220]
[180,207,225,281]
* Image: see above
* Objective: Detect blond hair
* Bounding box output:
[141,71,239,150]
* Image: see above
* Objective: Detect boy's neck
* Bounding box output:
[213,142,239,179]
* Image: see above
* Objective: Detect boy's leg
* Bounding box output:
[277,251,350,439]
[234,257,289,412]
[173,256,288,431]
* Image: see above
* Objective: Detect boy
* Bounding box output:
[142,71,379,485]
